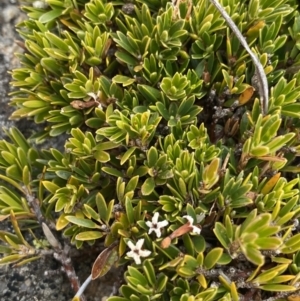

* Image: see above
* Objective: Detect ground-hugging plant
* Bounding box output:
[1,0,300,300]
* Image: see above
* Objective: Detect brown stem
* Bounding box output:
[24,187,86,301]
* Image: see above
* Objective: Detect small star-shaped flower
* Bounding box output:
[126,239,151,264]
[146,212,169,238]
[183,215,201,234]
[87,91,99,101]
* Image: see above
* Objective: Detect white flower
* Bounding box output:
[183,215,201,234]
[87,92,99,101]
[146,212,169,238]
[126,239,151,264]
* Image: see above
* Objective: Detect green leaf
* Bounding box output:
[2,151,16,165]
[125,176,139,194]
[13,255,41,267]
[240,209,257,234]
[138,85,161,104]
[253,264,288,284]
[255,237,281,249]
[94,150,110,162]
[22,166,31,186]
[127,266,148,287]
[282,103,300,117]
[119,285,136,301]
[121,147,137,165]
[42,181,60,194]
[56,214,69,231]
[265,133,295,153]
[156,102,170,120]
[192,236,206,253]
[269,275,296,284]
[203,158,220,186]
[156,273,168,293]
[0,175,23,192]
[10,210,31,248]
[86,117,105,129]
[213,222,230,249]
[281,233,300,254]
[204,248,223,269]
[107,297,128,301]
[39,9,64,23]
[45,32,69,52]
[147,147,158,168]
[41,58,62,76]
[65,216,101,229]
[75,231,104,241]
[250,146,270,157]
[0,254,26,265]
[115,51,138,66]
[6,164,22,181]
[243,244,264,266]
[135,284,153,295]
[96,193,108,223]
[183,233,195,256]
[143,260,156,287]
[222,69,233,89]
[141,177,155,195]
[283,233,300,248]
[106,199,114,224]
[217,253,232,265]
[242,213,271,234]
[260,284,296,292]
[102,167,124,177]
[125,197,134,225]
[112,75,136,86]
[7,127,30,152]
[83,199,100,217]
[186,203,197,222]
[0,188,21,209]
[177,266,196,278]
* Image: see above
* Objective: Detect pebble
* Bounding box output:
[2,5,19,23]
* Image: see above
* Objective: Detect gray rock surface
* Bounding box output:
[0,1,123,300]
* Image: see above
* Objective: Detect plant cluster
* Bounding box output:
[1,0,300,300]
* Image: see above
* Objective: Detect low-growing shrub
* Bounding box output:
[1,0,300,300]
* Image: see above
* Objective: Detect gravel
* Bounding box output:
[0,1,123,300]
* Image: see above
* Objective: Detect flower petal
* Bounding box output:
[139,249,151,258]
[127,250,134,257]
[136,238,145,249]
[191,226,201,234]
[157,220,169,228]
[127,251,141,264]
[183,215,194,224]
[148,228,154,235]
[154,228,162,238]
[127,241,135,250]
[133,254,142,264]
[146,221,153,228]
[152,212,159,223]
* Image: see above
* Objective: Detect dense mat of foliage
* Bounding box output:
[1,0,300,300]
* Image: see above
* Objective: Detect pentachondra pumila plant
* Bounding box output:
[1,0,300,300]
